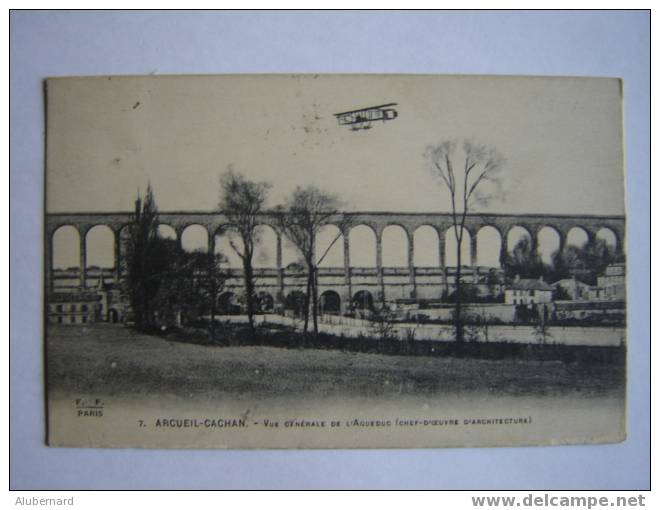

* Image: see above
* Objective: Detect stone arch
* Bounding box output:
[214,224,281,269]
[253,224,278,268]
[52,225,81,270]
[108,308,120,323]
[381,224,409,267]
[85,225,115,269]
[506,225,533,253]
[349,224,377,267]
[413,225,440,267]
[536,226,561,265]
[444,226,471,267]
[315,225,344,268]
[181,224,208,252]
[352,290,374,310]
[320,290,341,314]
[214,226,243,268]
[566,226,590,248]
[476,225,502,267]
[157,224,177,240]
[596,227,618,251]
[278,233,302,269]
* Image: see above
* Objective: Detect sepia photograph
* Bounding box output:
[44,73,626,449]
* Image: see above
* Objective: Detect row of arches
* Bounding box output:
[50,223,619,271]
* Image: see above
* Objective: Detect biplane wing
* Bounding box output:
[334,103,398,130]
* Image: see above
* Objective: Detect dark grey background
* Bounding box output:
[10,10,650,489]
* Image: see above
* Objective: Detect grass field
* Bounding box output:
[46,324,625,402]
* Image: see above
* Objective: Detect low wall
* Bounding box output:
[212,314,626,347]
[405,304,514,322]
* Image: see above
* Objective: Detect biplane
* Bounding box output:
[334,103,398,130]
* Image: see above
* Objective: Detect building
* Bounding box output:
[48,276,127,325]
[552,276,591,300]
[591,263,626,301]
[504,276,554,306]
[47,291,103,324]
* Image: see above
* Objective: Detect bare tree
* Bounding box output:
[425,140,505,344]
[276,186,353,343]
[219,168,271,338]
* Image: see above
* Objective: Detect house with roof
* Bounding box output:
[504,275,554,306]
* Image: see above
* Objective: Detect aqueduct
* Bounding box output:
[46,211,625,313]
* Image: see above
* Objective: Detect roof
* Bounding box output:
[334,103,397,116]
[552,278,590,287]
[604,263,626,276]
[508,279,554,291]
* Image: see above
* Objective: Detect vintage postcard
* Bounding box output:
[45,74,626,448]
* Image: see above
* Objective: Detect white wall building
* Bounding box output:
[591,263,626,301]
[505,276,554,306]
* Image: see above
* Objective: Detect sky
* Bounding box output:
[46,74,625,216]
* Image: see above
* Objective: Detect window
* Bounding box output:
[513,299,517,305]
[57,317,63,324]
[530,290,535,297]
[70,304,76,312]
[81,304,88,312]
[56,304,62,312]
[82,316,87,323]
[71,316,76,324]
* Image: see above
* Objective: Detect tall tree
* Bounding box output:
[425,140,505,344]
[154,249,228,324]
[276,186,353,342]
[125,184,163,331]
[550,237,617,285]
[504,237,547,280]
[219,168,271,338]
[149,240,196,327]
